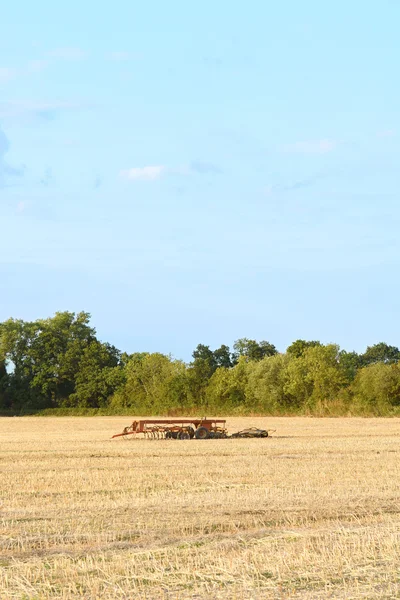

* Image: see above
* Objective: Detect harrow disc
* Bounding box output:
[194,426,209,439]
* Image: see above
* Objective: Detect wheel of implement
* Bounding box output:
[194,426,209,439]
[165,431,172,439]
[178,430,190,440]
[208,431,215,439]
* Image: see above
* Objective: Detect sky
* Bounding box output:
[1,0,400,360]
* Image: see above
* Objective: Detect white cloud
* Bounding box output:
[0,67,16,83]
[109,51,131,61]
[120,166,167,181]
[283,139,336,154]
[0,127,25,189]
[47,47,87,60]
[0,61,49,85]
[190,161,222,174]
[27,59,49,73]
[377,129,395,138]
[119,162,223,182]
[263,185,273,197]
[263,173,325,197]
[0,101,85,120]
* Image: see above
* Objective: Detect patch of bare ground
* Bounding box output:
[1,416,400,598]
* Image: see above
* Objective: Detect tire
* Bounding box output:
[187,426,195,439]
[178,431,190,440]
[195,426,209,440]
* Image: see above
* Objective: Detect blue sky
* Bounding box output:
[1,0,400,359]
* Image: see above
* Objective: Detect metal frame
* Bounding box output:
[111,418,227,439]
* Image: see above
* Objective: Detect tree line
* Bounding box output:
[1,311,400,415]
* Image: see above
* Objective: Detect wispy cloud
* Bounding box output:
[0,49,86,87]
[120,166,166,181]
[0,128,10,187]
[264,172,326,197]
[40,167,53,186]
[0,67,16,83]
[108,51,131,61]
[27,59,50,73]
[0,101,87,121]
[190,161,222,174]
[46,47,87,60]
[280,176,322,191]
[0,60,49,85]
[0,127,25,189]
[4,163,26,177]
[283,139,336,154]
[1,47,134,89]
[377,129,396,138]
[120,161,222,182]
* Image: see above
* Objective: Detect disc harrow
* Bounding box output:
[112,418,274,440]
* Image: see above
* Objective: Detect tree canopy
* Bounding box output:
[1,311,400,416]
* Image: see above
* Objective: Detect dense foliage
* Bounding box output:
[1,312,400,415]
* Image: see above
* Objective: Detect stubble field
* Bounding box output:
[1,416,400,599]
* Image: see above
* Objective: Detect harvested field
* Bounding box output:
[1,416,400,599]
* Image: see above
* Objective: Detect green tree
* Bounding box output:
[233,338,277,363]
[66,341,125,408]
[28,312,96,403]
[187,360,212,406]
[286,339,321,358]
[213,344,233,368]
[112,353,188,413]
[0,317,46,408]
[206,357,248,410]
[0,359,8,409]
[351,362,400,413]
[192,344,217,373]
[361,343,400,366]
[0,312,122,410]
[187,344,219,405]
[339,350,362,382]
[246,353,292,412]
[284,344,347,410]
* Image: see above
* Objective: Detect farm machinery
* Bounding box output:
[111,418,272,440]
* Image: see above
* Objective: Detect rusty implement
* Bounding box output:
[111,418,228,440]
[112,418,275,440]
